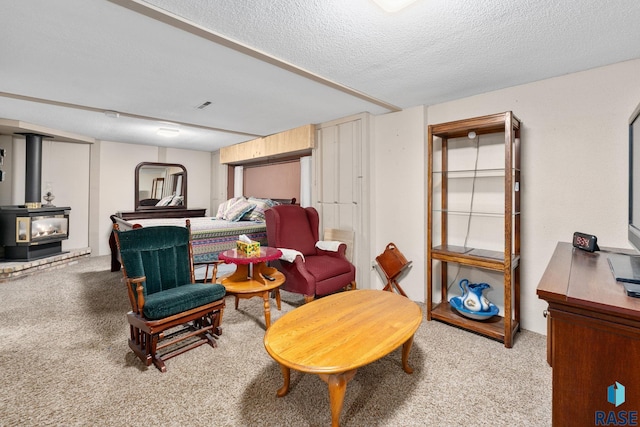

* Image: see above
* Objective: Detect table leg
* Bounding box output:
[276,364,290,397]
[401,334,415,374]
[275,288,282,310]
[262,291,271,329]
[319,369,356,427]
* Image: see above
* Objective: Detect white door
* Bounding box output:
[314,113,371,287]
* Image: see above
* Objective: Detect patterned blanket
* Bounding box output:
[127,217,268,263]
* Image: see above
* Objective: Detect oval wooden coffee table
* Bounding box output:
[263,289,422,427]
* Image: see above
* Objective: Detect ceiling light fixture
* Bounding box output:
[157,128,180,137]
[104,110,120,118]
[372,0,419,12]
[468,131,477,139]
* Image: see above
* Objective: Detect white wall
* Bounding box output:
[210,150,228,215]
[94,141,215,256]
[371,58,640,335]
[0,135,13,205]
[96,141,158,256]
[43,140,91,252]
[371,106,426,301]
[164,147,212,215]
[431,59,640,334]
[10,137,23,206]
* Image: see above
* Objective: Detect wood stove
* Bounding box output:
[0,206,71,260]
[0,132,71,261]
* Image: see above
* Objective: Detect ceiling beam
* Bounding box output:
[108,0,402,113]
[0,91,261,138]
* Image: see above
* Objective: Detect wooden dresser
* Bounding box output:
[537,242,640,425]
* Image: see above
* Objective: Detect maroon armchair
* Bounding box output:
[265,205,356,303]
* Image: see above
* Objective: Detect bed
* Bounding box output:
[109,197,295,272]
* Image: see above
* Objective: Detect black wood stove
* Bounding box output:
[0,133,71,261]
[0,205,70,260]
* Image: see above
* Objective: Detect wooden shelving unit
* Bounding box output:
[426,112,521,348]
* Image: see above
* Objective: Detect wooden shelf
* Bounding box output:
[426,111,521,348]
[429,301,518,343]
[431,245,521,271]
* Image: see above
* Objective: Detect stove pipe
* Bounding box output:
[18,133,46,209]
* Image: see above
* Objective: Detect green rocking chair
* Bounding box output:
[113,221,226,372]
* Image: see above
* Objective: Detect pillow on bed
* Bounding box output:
[216,197,241,219]
[155,195,174,206]
[242,197,272,222]
[224,199,256,221]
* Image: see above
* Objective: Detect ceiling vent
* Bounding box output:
[196,101,212,110]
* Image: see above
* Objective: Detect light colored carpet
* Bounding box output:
[0,256,551,426]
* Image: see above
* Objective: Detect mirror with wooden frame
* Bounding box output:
[135,162,187,210]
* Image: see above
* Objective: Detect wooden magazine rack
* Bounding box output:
[376,242,411,297]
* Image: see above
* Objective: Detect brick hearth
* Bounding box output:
[0,247,91,282]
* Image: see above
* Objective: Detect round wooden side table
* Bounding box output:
[219,247,284,329]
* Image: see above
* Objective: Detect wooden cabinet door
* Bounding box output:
[550,309,640,426]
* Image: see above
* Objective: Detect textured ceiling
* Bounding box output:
[1,0,639,151]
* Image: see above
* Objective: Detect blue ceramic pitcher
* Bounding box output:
[459,279,492,312]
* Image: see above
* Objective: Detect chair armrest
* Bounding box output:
[315,240,344,252]
[316,243,347,258]
[126,276,146,314]
[279,248,305,263]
